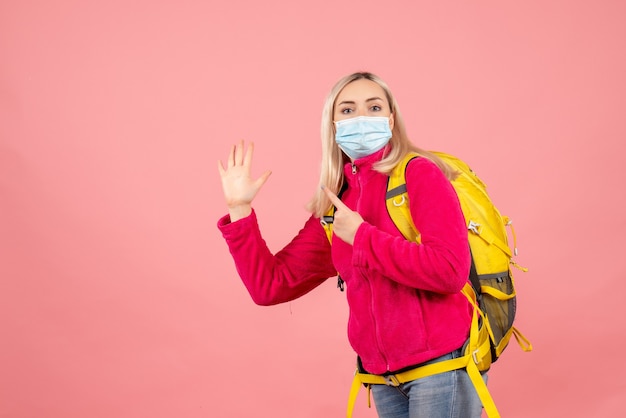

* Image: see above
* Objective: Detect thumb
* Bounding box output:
[322,185,348,210]
[254,170,272,189]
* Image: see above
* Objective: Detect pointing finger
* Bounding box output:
[322,185,348,209]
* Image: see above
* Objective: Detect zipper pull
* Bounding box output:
[351,163,357,174]
[337,276,345,292]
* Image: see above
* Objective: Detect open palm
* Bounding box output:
[218,141,271,214]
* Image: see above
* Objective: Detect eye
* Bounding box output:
[341,108,354,114]
[370,105,382,111]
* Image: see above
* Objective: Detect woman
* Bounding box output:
[217,72,484,418]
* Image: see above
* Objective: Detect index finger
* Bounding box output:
[322,185,348,209]
[243,141,255,166]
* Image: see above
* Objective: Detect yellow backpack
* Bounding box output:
[322,151,532,418]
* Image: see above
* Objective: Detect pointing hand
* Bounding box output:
[322,185,363,245]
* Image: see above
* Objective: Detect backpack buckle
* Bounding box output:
[392,195,406,207]
[383,375,400,387]
[472,349,481,364]
[468,220,481,234]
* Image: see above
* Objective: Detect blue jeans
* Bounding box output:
[370,349,487,418]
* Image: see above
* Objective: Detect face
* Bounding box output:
[333,78,395,130]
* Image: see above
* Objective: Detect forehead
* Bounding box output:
[336,78,387,103]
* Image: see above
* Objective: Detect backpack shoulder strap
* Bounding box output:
[321,210,334,244]
[320,183,348,245]
[386,152,421,242]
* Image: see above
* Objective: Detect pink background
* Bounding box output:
[1,1,625,417]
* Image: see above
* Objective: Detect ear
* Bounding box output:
[389,113,395,131]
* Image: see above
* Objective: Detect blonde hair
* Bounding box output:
[307,72,457,218]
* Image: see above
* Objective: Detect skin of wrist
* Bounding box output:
[228,204,252,222]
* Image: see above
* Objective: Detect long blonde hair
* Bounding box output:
[307,72,457,218]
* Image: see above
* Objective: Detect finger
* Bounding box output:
[217,159,225,176]
[254,170,272,189]
[322,185,348,209]
[244,141,254,167]
[227,144,236,168]
[234,140,244,166]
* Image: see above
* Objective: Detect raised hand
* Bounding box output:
[218,141,272,221]
[322,186,363,245]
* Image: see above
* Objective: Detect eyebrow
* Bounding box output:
[337,96,384,106]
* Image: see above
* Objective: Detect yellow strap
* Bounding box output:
[466,360,500,418]
[503,216,520,257]
[471,226,513,258]
[393,195,419,242]
[321,208,334,244]
[462,284,500,417]
[511,326,533,352]
[480,286,516,301]
[510,259,529,272]
[359,356,471,386]
[346,372,363,418]
[386,153,420,242]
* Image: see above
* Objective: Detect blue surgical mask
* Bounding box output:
[334,116,392,160]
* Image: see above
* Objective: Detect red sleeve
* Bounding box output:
[217,210,337,305]
[352,157,471,293]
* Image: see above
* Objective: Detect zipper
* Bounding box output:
[352,161,389,370]
[336,164,357,294]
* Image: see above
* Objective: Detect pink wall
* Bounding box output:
[2,1,625,417]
